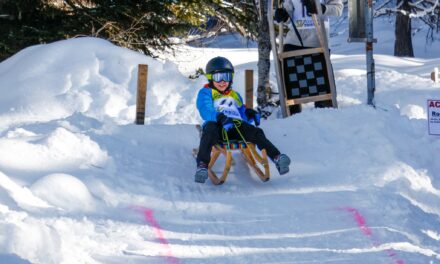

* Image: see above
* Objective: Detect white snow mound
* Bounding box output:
[0,37,201,132]
[31,173,95,212]
[0,127,108,172]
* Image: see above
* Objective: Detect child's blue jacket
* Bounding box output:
[196,84,250,125]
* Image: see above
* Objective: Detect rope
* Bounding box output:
[221,119,249,150]
[222,128,231,150]
[231,120,250,150]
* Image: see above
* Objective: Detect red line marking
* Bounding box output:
[343,207,373,236]
[132,206,181,264]
[340,207,405,264]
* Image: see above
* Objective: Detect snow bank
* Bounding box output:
[31,173,95,212]
[0,254,32,264]
[0,171,52,210]
[0,127,108,173]
[0,37,201,132]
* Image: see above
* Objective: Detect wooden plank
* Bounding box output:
[245,70,254,109]
[135,64,148,125]
[432,68,439,83]
[312,12,338,108]
[285,94,333,106]
[278,48,324,59]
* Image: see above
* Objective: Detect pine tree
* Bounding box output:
[62,0,199,56]
[0,0,68,60]
[0,0,210,60]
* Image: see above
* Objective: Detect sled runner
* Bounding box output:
[207,140,270,185]
[194,125,270,185]
[268,0,338,117]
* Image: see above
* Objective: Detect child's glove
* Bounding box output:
[302,0,326,15]
[217,113,234,131]
[274,8,289,23]
[245,108,261,126]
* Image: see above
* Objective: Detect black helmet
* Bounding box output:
[205,56,234,74]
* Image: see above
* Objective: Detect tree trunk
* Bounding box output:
[394,0,414,57]
[256,0,271,107]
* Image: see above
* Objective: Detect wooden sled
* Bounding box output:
[208,140,270,185]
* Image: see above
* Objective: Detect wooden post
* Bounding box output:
[245,70,254,109]
[431,67,439,83]
[135,64,148,125]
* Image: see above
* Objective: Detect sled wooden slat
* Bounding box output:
[248,144,264,164]
[220,151,232,183]
[208,146,232,185]
[207,148,222,185]
[241,147,270,182]
[207,142,270,185]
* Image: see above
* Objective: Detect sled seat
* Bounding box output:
[218,140,247,150]
[207,140,270,185]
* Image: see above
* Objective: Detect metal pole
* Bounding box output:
[365,0,375,106]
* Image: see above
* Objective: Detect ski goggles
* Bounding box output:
[206,71,234,82]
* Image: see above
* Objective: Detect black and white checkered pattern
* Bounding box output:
[282,52,331,99]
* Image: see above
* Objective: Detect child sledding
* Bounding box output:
[194,56,291,184]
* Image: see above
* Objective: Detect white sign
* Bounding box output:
[428,99,440,135]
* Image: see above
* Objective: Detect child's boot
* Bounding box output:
[274,154,291,175]
[194,161,208,183]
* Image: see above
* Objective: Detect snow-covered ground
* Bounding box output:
[0,16,439,264]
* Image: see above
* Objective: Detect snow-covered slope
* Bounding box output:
[0,31,439,264]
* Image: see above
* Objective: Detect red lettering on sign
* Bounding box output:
[429,101,440,108]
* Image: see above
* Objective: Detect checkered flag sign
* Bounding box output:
[282,52,331,99]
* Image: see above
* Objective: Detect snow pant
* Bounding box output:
[283,44,334,115]
[196,121,281,165]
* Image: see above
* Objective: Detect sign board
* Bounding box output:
[428,99,440,135]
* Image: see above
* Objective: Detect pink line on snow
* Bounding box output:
[132,206,181,264]
[340,207,405,264]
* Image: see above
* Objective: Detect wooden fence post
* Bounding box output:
[431,67,439,83]
[135,64,148,125]
[245,70,254,109]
